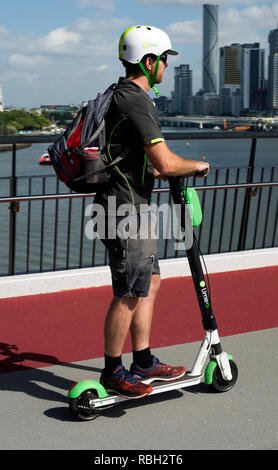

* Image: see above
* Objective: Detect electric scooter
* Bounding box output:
[68,174,238,421]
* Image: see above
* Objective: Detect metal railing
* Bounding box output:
[0,131,278,276]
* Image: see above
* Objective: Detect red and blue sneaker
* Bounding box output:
[100,365,153,399]
[130,356,186,384]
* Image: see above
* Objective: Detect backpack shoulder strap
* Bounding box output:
[81,119,105,150]
[81,85,132,150]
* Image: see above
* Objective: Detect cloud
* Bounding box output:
[0,26,21,51]
[1,70,39,85]
[95,64,110,71]
[0,15,133,106]
[1,1,277,107]
[166,20,201,45]
[9,54,45,68]
[0,26,9,36]
[165,4,276,48]
[162,2,277,93]
[1,17,130,60]
[41,27,81,51]
[219,5,276,47]
[73,16,131,35]
[76,0,116,10]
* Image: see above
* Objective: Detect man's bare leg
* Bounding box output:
[130,274,161,351]
[104,297,139,358]
[104,274,160,357]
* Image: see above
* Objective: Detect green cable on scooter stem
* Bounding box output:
[138,56,160,96]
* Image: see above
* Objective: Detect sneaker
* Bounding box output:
[130,356,186,384]
[100,365,153,399]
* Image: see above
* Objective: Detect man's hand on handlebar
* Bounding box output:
[195,162,210,178]
[154,169,168,181]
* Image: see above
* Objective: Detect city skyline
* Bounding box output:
[0,1,278,108]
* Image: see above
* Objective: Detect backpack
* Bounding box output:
[48,83,129,193]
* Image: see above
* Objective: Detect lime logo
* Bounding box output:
[142,42,158,48]
[200,282,210,308]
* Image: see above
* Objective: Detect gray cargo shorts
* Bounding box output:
[100,211,160,298]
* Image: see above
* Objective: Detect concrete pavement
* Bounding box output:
[0,328,277,451]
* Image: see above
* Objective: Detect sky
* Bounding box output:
[0,0,278,108]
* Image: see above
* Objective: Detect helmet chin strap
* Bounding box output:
[138,56,160,97]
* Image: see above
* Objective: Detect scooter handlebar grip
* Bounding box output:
[195,169,208,177]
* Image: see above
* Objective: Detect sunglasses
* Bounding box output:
[160,54,168,64]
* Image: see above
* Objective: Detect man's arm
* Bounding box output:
[144,141,209,178]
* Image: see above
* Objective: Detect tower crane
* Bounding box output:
[269,2,278,28]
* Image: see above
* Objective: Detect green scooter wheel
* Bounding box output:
[211,359,238,392]
[68,379,110,421]
[69,389,100,421]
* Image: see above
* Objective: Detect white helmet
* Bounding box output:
[119,25,178,64]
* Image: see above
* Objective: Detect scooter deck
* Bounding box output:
[93,373,203,409]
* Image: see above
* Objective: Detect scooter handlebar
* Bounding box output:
[195,168,209,177]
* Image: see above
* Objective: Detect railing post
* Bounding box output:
[237,137,257,251]
[9,144,18,275]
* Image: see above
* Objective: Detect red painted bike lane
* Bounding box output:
[0,265,277,373]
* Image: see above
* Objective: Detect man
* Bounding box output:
[94,25,209,399]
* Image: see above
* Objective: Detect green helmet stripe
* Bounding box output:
[119,26,137,59]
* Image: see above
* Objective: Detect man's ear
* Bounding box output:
[144,56,154,72]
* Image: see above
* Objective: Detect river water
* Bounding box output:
[0,129,277,276]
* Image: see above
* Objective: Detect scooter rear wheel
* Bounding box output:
[69,389,100,421]
[211,360,238,392]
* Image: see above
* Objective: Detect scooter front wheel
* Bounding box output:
[211,360,238,392]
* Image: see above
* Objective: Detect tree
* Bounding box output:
[0,110,50,135]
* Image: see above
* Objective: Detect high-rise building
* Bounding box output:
[220,85,241,116]
[219,44,241,89]
[268,29,278,112]
[173,64,192,114]
[241,43,265,111]
[269,28,278,55]
[189,93,204,115]
[219,44,241,115]
[219,42,266,113]
[153,95,171,115]
[0,84,3,112]
[203,4,219,94]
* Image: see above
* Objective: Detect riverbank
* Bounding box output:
[0,143,31,153]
